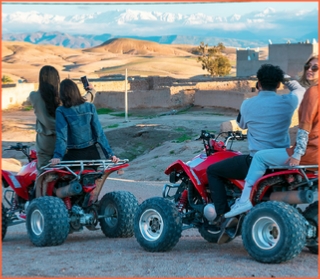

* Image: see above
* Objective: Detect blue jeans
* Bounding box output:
[245,148,289,185]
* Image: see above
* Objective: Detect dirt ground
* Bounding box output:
[2,107,318,278]
[1,106,247,181]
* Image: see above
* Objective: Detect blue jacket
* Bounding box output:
[53,102,114,159]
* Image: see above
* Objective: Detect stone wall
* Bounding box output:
[237,42,318,78]
[195,90,256,110]
[1,77,258,110]
[1,83,36,109]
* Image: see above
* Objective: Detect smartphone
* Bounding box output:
[81,76,89,89]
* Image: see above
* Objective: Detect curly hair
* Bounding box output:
[60,79,85,108]
[256,64,284,91]
[38,65,60,118]
[299,54,318,87]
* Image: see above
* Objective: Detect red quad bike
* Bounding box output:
[2,143,139,247]
[134,130,318,264]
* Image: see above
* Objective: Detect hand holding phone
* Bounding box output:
[81,76,90,90]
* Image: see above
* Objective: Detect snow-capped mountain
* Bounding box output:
[2,8,318,48]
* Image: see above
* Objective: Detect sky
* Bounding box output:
[2,1,318,17]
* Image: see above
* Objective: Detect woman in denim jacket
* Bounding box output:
[50,79,119,164]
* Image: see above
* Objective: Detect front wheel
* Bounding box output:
[2,204,8,240]
[134,197,182,252]
[242,201,306,264]
[26,197,69,247]
[198,223,221,243]
[99,191,139,238]
[303,201,318,254]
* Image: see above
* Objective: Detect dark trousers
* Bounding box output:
[63,144,101,171]
[206,154,252,216]
[63,144,100,161]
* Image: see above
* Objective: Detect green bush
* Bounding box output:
[2,75,14,84]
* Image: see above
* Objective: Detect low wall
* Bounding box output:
[195,90,256,110]
[94,89,173,109]
[1,78,258,110]
[2,83,36,109]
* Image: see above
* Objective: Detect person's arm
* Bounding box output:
[83,84,96,103]
[291,128,309,160]
[53,109,68,159]
[283,80,306,107]
[90,104,114,158]
[237,104,247,129]
[289,86,318,163]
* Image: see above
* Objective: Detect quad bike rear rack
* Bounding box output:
[42,159,129,179]
[268,164,318,187]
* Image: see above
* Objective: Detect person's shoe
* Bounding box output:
[230,198,240,209]
[224,199,253,218]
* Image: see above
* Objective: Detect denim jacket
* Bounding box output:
[53,102,114,159]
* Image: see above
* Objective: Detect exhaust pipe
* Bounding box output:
[55,181,82,198]
[269,190,314,204]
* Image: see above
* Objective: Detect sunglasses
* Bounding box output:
[304,64,319,72]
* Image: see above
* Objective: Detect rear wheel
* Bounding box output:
[303,201,318,254]
[242,201,306,263]
[134,197,182,252]
[2,204,8,240]
[99,191,138,238]
[26,196,69,247]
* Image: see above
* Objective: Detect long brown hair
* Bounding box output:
[38,65,60,118]
[299,54,318,87]
[59,79,85,108]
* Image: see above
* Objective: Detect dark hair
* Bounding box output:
[256,64,284,91]
[60,79,85,108]
[38,65,60,118]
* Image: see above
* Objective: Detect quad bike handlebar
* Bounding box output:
[3,143,35,162]
[196,130,247,156]
[4,143,30,151]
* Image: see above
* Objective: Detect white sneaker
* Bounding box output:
[230,198,240,209]
[224,199,253,218]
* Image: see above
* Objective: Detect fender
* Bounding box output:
[165,150,241,200]
[251,169,303,202]
[165,159,208,199]
[2,170,29,200]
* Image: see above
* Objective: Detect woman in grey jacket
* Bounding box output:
[50,79,119,165]
[29,65,60,172]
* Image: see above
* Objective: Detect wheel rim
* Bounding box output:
[252,216,281,250]
[139,209,164,241]
[30,209,44,236]
[103,204,118,227]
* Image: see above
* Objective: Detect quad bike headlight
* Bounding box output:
[169,170,178,183]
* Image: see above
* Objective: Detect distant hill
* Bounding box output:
[3,31,273,49]
[88,38,194,56]
[2,38,246,83]
[2,32,113,49]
